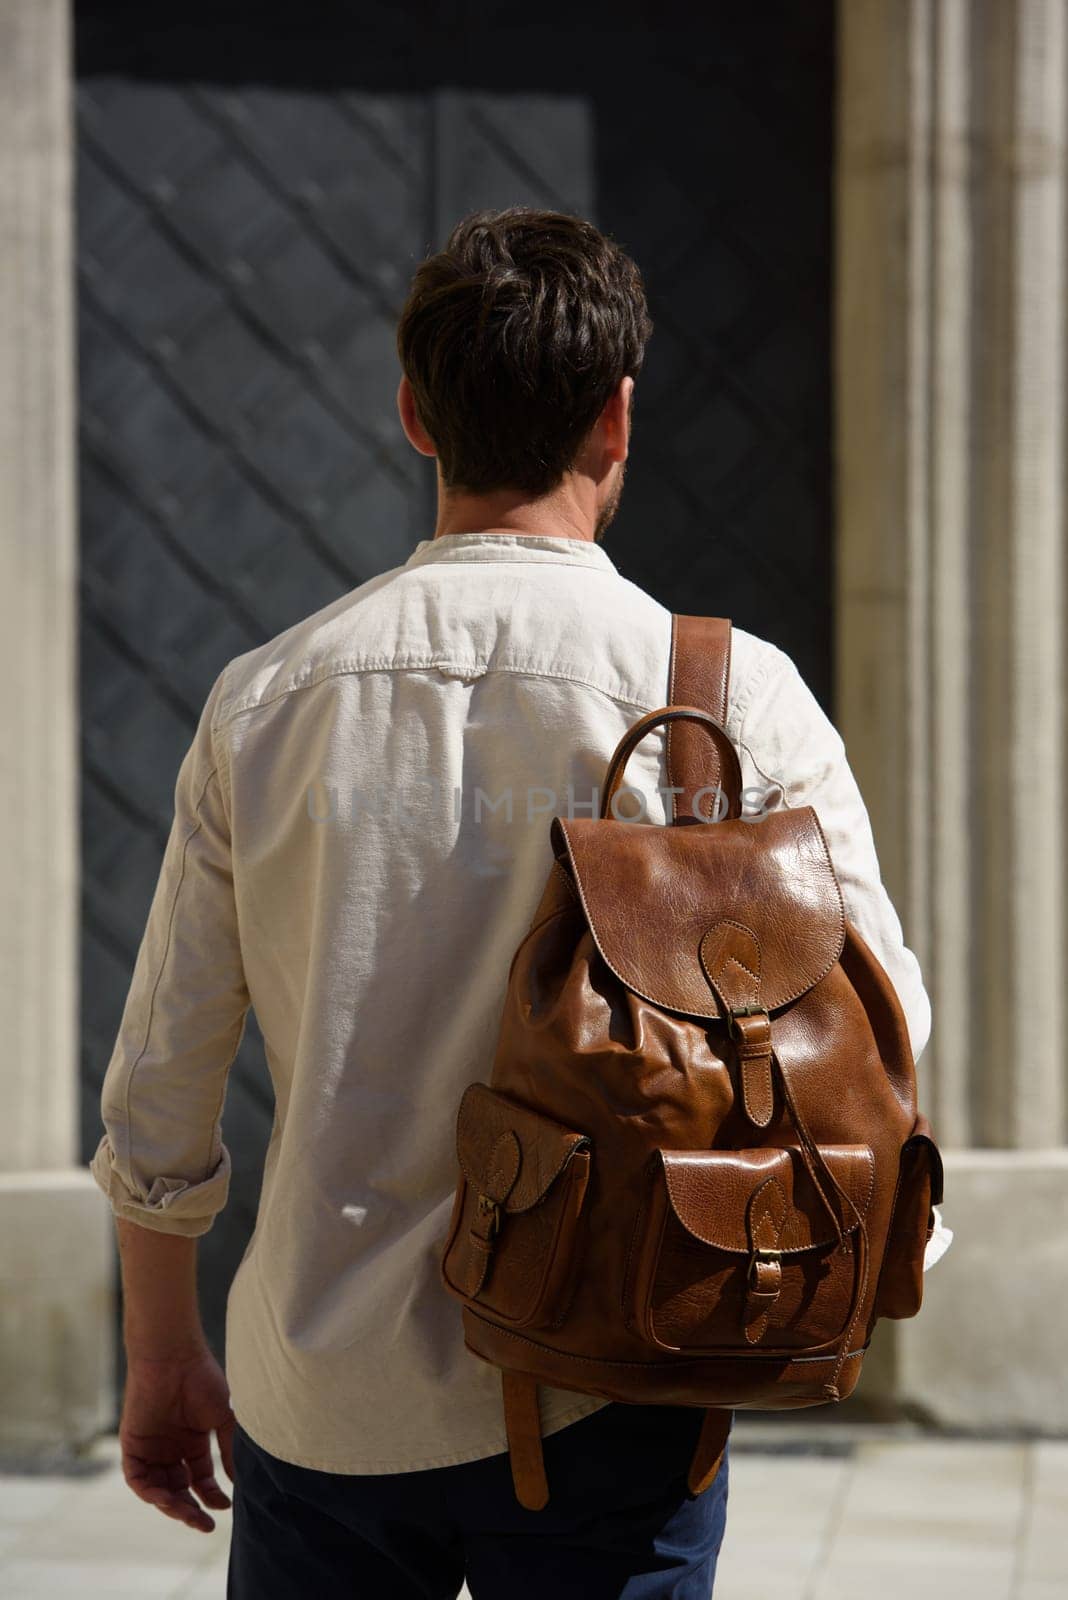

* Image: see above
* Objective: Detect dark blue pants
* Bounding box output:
[227,1401,731,1598]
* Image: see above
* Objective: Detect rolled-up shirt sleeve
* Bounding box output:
[736,644,933,1065]
[89,663,250,1236]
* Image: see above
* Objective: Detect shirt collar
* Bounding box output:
[403,531,619,574]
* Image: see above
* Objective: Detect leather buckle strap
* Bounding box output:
[729,1008,775,1129]
[501,1370,549,1511]
[699,921,776,1130]
[686,1407,732,1497]
[453,1131,518,1298]
[744,1177,787,1342]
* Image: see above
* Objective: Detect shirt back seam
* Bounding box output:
[214,659,678,732]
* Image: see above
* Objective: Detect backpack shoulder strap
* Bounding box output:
[669,614,738,1491]
[667,615,738,822]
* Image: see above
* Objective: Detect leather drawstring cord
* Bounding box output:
[827,1214,870,1399]
[770,1041,871,1401]
[771,1047,848,1248]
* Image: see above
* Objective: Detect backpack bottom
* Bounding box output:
[462,1305,869,1410]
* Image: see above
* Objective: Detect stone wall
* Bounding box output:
[0,0,114,1458]
[838,0,1068,1430]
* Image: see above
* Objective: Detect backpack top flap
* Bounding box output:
[550,805,845,1021]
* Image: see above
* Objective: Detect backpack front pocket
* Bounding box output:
[623,1144,875,1354]
[440,1082,592,1331]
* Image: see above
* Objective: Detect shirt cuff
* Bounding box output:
[89,1133,231,1237]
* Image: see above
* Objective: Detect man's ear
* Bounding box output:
[605,375,634,463]
[397,374,437,458]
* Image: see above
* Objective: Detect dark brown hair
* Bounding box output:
[396,207,653,497]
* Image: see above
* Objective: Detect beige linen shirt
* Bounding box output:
[90,530,937,1474]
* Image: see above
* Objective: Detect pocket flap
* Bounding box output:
[550,806,845,1019]
[656,1144,876,1253]
[456,1082,590,1213]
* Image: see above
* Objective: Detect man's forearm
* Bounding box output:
[115,1217,208,1359]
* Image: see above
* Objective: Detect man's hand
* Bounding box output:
[119,1345,236,1533]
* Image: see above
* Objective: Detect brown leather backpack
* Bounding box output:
[440,615,943,1510]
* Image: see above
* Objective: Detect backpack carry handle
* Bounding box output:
[600,706,744,823]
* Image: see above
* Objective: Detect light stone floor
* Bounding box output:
[0,1419,1064,1599]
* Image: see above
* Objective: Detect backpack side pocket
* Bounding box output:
[440,1082,592,1331]
[872,1112,944,1321]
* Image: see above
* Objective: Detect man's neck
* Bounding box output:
[432,483,598,544]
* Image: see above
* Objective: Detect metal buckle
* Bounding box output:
[726,1003,768,1041]
[747,1246,782,1285]
[476,1193,501,1238]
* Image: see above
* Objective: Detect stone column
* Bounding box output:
[0,0,114,1457]
[838,0,1068,1429]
